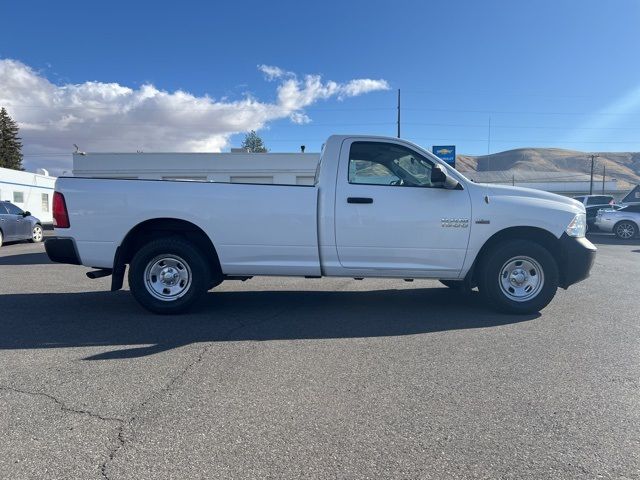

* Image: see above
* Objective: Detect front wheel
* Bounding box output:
[30,224,44,243]
[128,237,210,314]
[478,240,559,314]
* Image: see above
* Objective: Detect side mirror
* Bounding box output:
[430,166,447,185]
[22,211,31,217]
[431,165,460,190]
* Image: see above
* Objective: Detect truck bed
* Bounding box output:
[59,177,321,276]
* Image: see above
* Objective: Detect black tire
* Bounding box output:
[0,229,3,248]
[478,239,559,314]
[613,221,637,240]
[30,224,44,243]
[128,237,210,314]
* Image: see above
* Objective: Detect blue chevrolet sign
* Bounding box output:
[432,145,456,168]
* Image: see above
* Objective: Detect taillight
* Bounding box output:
[52,191,70,228]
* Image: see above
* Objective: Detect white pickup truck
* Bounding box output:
[45,135,596,314]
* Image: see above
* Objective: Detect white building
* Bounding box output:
[73,152,320,185]
[0,167,56,224]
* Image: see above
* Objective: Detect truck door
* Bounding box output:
[334,139,472,277]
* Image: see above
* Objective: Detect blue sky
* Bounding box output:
[1,0,640,171]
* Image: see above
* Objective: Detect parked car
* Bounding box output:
[573,194,615,207]
[45,135,596,315]
[585,204,623,232]
[0,201,44,247]
[595,204,640,239]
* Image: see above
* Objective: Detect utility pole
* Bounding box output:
[588,154,599,195]
[602,164,606,194]
[397,89,401,138]
[487,116,491,155]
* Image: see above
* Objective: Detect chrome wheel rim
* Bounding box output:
[499,256,544,302]
[33,226,43,242]
[616,223,635,239]
[144,254,192,302]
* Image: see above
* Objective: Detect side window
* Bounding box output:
[348,141,435,187]
[42,193,50,212]
[0,204,8,214]
[13,191,24,203]
[4,202,23,215]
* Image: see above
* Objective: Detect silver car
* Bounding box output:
[594,204,640,239]
[0,201,44,247]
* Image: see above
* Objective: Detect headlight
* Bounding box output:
[566,213,586,237]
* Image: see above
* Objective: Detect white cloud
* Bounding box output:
[0,59,390,174]
[257,64,292,81]
[340,79,392,99]
[290,112,311,124]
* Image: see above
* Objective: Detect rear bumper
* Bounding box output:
[558,234,596,289]
[45,237,81,265]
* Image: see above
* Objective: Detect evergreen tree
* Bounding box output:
[241,130,268,153]
[0,107,24,170]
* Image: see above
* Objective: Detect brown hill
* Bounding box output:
[457,148,640,188]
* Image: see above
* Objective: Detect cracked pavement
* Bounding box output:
[0,234,639,479]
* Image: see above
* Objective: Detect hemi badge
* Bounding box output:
[475,219,490,224]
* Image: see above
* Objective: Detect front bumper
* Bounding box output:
[45,237,81,265]
[558,234,596,289]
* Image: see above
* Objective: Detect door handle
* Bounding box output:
[347,197,373,204]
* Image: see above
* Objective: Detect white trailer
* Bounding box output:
[0,167,56,225]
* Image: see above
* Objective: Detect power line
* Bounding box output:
[4,102,640,117]
[402,89,594,99]
[403,107,640,117]
[13,118,640,130]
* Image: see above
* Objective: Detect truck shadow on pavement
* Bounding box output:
[0,252,52,265]
[0,288,538,360]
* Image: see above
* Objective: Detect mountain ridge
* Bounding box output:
[456,148,640,187]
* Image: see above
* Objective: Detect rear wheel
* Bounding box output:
[30,224,43,243]
[128,237,210,314]
[614,221,637,240]
[0,230,3,247]
[478,239,559,314]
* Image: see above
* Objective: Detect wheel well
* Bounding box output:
[471,226,563,284]
[115,218,223,288]
[614,219,638,228]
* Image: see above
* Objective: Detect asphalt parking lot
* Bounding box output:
[0,233,638,479]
